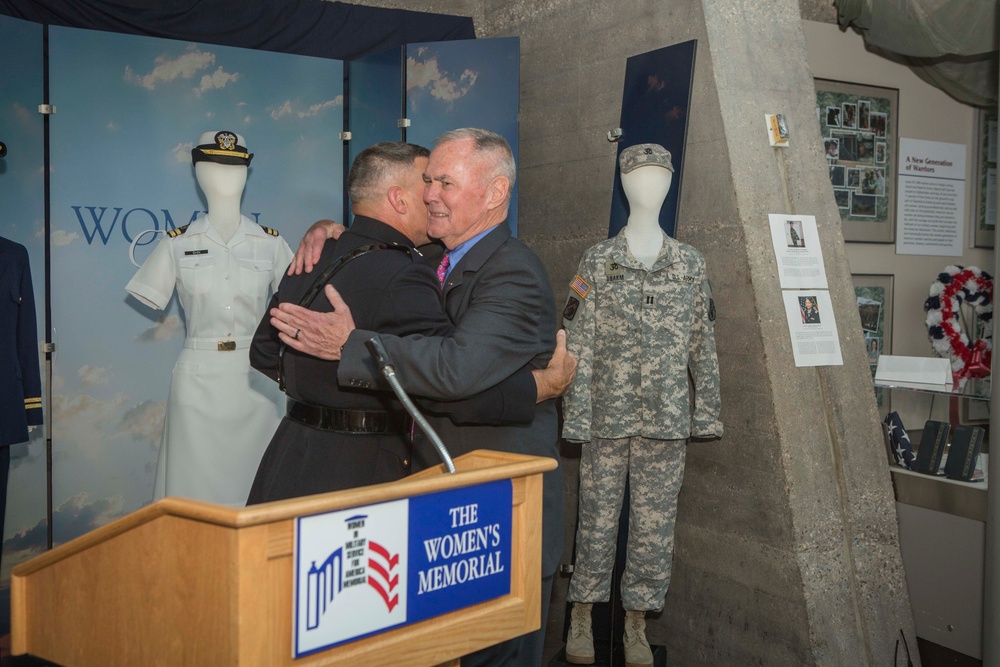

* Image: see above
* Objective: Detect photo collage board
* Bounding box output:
[816,79,898,242]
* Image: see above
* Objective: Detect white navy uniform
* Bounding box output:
[127,214,293,506]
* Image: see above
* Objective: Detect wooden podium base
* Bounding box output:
[548,641,668,667]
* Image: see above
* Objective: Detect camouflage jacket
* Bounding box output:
[561,231,722,442]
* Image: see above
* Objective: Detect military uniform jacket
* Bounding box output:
[0,238,43,447]
[561,230,722,442]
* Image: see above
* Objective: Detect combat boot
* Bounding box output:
[623,610,653,667]
[565,602,595,665]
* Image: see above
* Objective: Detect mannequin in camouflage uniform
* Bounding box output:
[561,144,722,667]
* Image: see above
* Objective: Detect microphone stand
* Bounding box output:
[365,335,456,474]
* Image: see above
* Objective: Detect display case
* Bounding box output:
[875,381,989,659]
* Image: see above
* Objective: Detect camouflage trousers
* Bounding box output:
[567,436,686,611]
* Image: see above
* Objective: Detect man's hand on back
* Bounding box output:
[287,219,346,275]
[532,329,577,403]
[272,284,355,360]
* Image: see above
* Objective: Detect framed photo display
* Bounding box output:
[974,107,997,248]
[852,273,893,413]
[816,79,899,243]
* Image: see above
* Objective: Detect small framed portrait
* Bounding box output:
[853,273,894,409]
[851,193,877,217]
[875,141,887,164]
[870,111,887,138]
[825,106,841,127]
[833,188,850,208]
[833,131,859,161]
[856,133,875,164]
[858,100,871,130]
[974,107,998,248]
[785,219,805,248]
[799,295,821,324]
[861,168,886,196]
[829,164,846,187]
[847,168,861,189]
[842,102,857,129]
[824,137,840,159]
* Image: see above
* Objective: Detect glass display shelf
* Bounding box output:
[874,379,990,402]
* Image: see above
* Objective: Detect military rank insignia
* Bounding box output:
[570,275,590,299]
[167,225,189,238]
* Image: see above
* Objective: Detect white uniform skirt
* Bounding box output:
[153,346,282,506]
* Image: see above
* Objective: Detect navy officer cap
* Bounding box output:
[191,130,253,166]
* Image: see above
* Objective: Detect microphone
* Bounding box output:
[0,142,6,158]
[365,335,456,474]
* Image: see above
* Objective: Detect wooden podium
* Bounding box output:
[11,450,555,667]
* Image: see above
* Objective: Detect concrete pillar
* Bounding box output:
[478,0,917,664]
[346,0,919,663]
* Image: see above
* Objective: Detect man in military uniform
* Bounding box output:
[248,141,572,502]
[561,144,722,666]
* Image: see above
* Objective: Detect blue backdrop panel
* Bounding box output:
[405,38,520,236]
[0,12,46,628]
[347,47,405,223]
[608,41,697,239]
[47,25,343,544]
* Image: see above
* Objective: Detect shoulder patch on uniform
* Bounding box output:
[709,298,716,322]
[167,225,189,238]
[569,275,590,299]
[259,225,279,237]
[563,296,580,321]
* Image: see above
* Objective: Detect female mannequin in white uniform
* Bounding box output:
[127,131,292,506]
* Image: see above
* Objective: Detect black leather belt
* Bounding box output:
[286,399,407,435]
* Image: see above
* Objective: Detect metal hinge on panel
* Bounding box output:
[397,118,411,128]
[339,131,352,141]
[38,104,56,115]
[42,343,56,353]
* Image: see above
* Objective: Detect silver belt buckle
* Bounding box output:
[217,340,236,351]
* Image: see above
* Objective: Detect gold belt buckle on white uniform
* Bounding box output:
[217,340,237,351]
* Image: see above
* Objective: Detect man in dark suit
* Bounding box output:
[247,141,564,503]
[273,129,562,666]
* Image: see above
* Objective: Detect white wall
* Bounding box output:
[804,20,993,426]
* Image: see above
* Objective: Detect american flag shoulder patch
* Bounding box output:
[570,275,590,299]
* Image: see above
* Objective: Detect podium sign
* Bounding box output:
[294,479,513,657]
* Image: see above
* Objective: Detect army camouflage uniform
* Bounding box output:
[562,230,722,611]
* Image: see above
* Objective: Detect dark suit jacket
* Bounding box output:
[0,237,43,447]
[339,222,564,576]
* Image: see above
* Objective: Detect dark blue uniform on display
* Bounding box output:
[1,236,42,447]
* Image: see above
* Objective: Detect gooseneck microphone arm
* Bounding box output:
[365,335,456,474]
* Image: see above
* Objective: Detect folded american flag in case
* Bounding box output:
[883,411,916,470]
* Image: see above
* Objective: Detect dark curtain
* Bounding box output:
[837,0,996,108]
[0,0,475,60]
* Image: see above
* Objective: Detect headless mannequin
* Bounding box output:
[620,165,672,269]
[126,130,291,507]
[194,130,248,244]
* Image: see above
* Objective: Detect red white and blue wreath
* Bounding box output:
[924,265,993,384]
